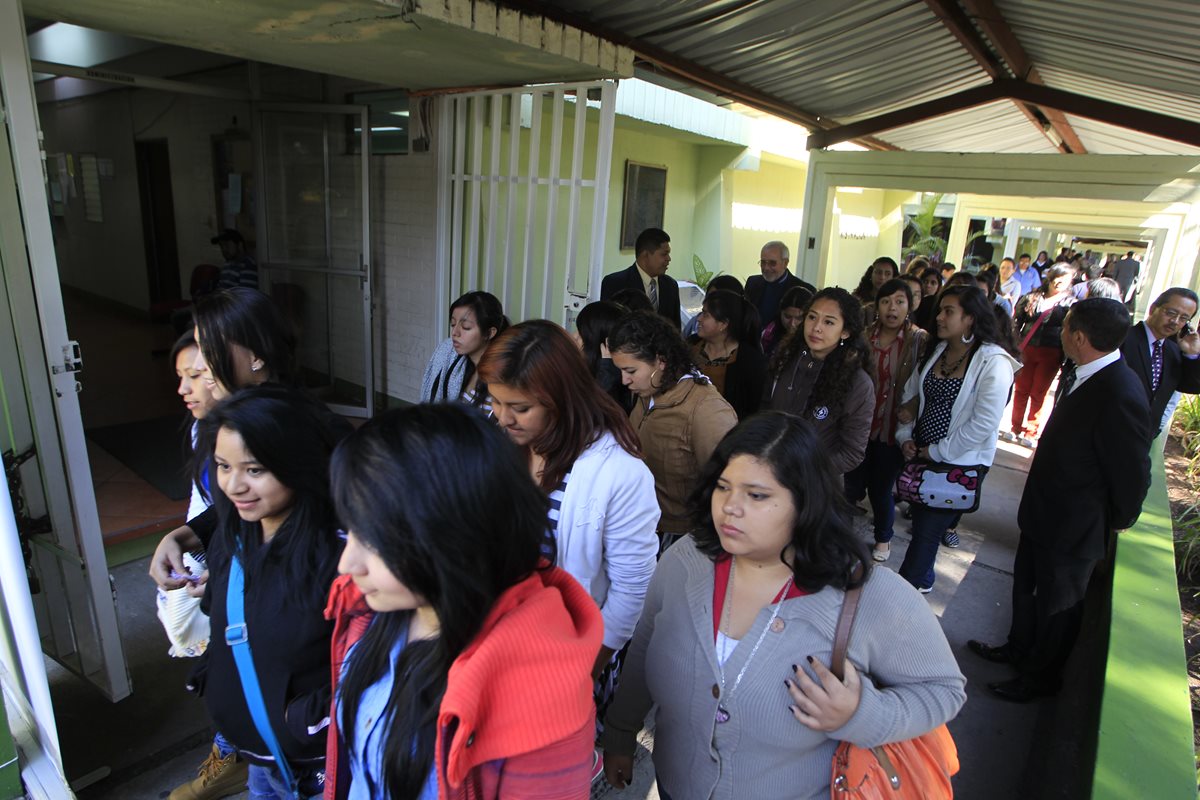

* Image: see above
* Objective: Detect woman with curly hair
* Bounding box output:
[764,287,874,476]
[609,311,737,552]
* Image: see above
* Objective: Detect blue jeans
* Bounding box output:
[246,764,323,800]
[844,440,906,544]
[214,732,236,759]
[898,505,960,590]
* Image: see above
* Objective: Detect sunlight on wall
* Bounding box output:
[732,201,802,232]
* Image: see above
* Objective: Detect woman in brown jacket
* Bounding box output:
[609,311,738,552]
[763,287,874,477]
[843,279,929,562]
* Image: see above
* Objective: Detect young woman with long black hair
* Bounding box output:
[420,291,509,410]
[602,413,965,799]
[191,385,347,799]
[764,287,874,476]
[326,405,603,800]
[573,300,634,413]
[689,289,766,419]
[760,285,813,358]
[896,286,1019,593]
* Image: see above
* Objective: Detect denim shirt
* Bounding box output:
[339,626,438,800]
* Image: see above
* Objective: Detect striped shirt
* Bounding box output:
[546,472,572,536]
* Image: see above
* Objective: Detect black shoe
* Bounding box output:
[967,639,1012,664]
[987,678,1054,703]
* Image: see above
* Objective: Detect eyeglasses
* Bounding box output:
[1158,309,1195,323]
[759,259,780,267]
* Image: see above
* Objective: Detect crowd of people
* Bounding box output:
[145,226,1197,799]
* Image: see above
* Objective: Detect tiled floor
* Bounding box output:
[87,439,186,542]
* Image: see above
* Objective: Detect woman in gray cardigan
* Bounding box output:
[602,412,966,800]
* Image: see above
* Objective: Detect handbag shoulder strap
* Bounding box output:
[830,563,865,682]
[227,554,298,796]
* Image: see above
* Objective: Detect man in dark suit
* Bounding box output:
[600,228,680,328]
[1120,287,1200,436]
[968,298,1151,702]
[744,240,816,333]
[1103,250,1142,310]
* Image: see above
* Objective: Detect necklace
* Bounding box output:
[937,346,969,377]
[716,556,793,724]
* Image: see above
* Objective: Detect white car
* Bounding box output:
[678,279,705,330]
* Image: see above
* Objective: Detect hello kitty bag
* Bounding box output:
[895,460,988,513]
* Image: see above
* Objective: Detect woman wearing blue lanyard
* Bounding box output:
[190,385,347,799]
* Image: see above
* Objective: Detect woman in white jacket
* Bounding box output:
[480,320,660,725]
[895,285,1020,593]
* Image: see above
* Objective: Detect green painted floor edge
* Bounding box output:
[104,529,169,569]
[1093,448,1197,799]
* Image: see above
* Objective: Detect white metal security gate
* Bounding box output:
[435,81,617,329]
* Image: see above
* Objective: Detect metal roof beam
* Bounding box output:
[956,0,1087,154]
[808,79,1200,150]
[805,82,1008,149]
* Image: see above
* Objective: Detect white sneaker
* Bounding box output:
[999,430,1017,443]
[1017,436,1036,449]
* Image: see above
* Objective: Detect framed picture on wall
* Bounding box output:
[620,161,667,250]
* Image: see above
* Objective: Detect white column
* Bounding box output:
[1002,218,1020,259]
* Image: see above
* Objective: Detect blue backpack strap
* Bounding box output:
[226,553,298,796]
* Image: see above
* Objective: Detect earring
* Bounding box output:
[649,369,662,389]
[961,331,975,345]
[250,360,263,373]
[838,338,846,347]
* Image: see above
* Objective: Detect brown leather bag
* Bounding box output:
[829,569,960,798]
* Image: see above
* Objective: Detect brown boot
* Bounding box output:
[168,744,248,800]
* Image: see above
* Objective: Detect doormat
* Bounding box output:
[87,415,192,501]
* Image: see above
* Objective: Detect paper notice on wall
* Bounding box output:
[227,173,242,213]
[80,154,103,222]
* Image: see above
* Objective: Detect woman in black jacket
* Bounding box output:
[191,385,347,799]
[689,289,766,419]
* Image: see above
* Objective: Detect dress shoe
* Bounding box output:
[988,678,1054,703]
[967,639,1012,664]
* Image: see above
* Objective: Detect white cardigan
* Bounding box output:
[557,431,660,650]
[896,341,1020,467]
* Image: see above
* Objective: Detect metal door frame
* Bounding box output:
[253,102,374,418]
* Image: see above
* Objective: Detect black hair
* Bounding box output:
[197,384,343,605]
[575,300,628,377]
[1037,264,1074,295]
[1065,298,1131,352]
[634,227,670,257]
[772,285,815,336]
[875,278,914,309]
[920,267,943,289]
[610,288,654,313]
[770,287,869,412]
[706,274,745,295]
[1019,253,1031,260]
[975,269,998,300]
[449,291,510,407]
[852,265,876,302]
[945,272,976,288]
[922,285,1009,365]
[170,327,198,366]
[873,256,899,274]
[1152,287,1199,310]
[701,290,761,351]
[689,412,870,591]
[608,310,695,387]
[333,405,552,800]
[194,288,297,393]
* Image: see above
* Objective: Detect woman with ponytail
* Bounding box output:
[764,287,874,476]
[689,289,766,418]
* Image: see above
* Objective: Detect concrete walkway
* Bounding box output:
[65,440,1040,800]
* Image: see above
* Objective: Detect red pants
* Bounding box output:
[1011,345,1062,438]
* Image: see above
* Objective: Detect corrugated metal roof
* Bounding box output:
[995,0,1200,123]
[543,0,1200,154]
[878,100,1060,153]
[553,0,992,123]
[1063,114,1200,156]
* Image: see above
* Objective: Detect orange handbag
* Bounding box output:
[828,570,960,798]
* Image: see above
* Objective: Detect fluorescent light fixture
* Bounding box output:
[732,202,803,232]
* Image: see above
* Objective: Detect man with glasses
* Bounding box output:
[1120,287,1200,436]
[745,240,815,335]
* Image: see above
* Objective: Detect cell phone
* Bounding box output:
[1184,322,1194,337]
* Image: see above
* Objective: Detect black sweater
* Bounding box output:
[191,528,342,767]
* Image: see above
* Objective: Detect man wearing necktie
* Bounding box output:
[600,228,681,329]
[1119,287,1200,436]
[968,298,1151,702]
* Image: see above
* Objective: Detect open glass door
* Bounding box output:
[255,104,374,417]
[0,9,130,703]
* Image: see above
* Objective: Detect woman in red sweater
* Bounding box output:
[323,404,603,800]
